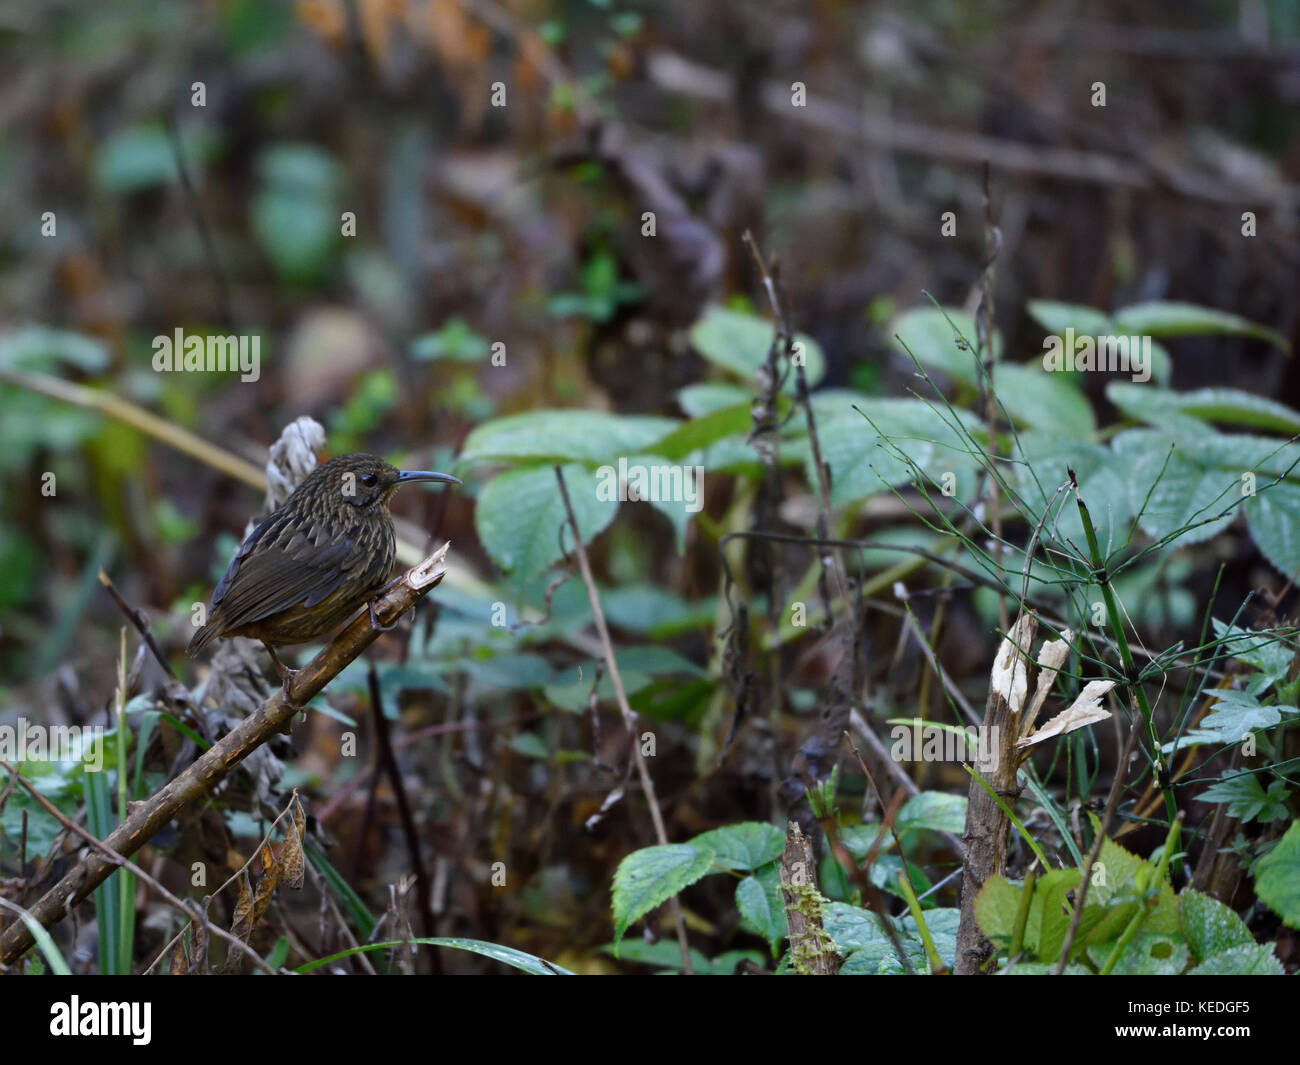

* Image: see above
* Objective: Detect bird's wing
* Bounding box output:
[208,511,368,631]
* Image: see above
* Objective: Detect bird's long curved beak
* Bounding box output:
[396,469,462,486]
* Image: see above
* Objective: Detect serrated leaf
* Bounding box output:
[972,874,1022,947]
[1110,384,1300,436]
[1180,889,1256,961]
[689,305,826,392]
[1091,932,1188,975]
[475,464,617,578]
[1187,943,1284,975]
[899,906,960,970]
[1197,773,1291,824]
[1110,431,1240,550]
[1112,301,1289,352]
[1211,619,1295,678]
[611,844,715,949]
[1015,432,1131,551]
[1254,819,1300,929]
[736,867,787,956]
[823,902,895,956]
[1245,480,1300,578]
[689,822,785,871]
[1030,868,1084,962]
[813,398,981,506]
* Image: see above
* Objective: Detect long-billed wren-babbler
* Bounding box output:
[188,453,459,686]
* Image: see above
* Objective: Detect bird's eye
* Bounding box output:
[361,473,377,487]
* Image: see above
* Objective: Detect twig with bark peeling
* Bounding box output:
[0,757,273,973]
[0,544,450,965]
[552,465,693,975]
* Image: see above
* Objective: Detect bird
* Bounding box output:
[188,453,459,688]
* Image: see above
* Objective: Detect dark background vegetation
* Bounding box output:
[1,0,1298,974]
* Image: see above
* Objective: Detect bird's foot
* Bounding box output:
[367,598,399,632]
[262,643,303,705]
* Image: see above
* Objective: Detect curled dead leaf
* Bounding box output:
[1017,680,1114,749]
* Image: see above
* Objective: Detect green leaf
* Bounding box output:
[1026,300,1118,340]
[896,791,967,836]
[689,305,826,392]
[1167,690,1285,750]
[250,144,343,283]
[1031,869,1084,962]
[676,382,752,416]
[972,875,1022,947]
[611,844,715,949]
[1180,889,1256,962]
[1015,432,1131,551]
[1254,819,1300,929]
[1108,383,1300,436]
[646,404,752,462]
[1090,932,1188,975]
[0,326,110,373]
[890,307,988,383]
[1197,773,1292,824]
[600,584,715,637]
[1211,619,1295,678]
[1110,430,1240,551]
[1187,943,1284,975]
[993,363,1095,438]
[689,822,785,871]
[1245,480,1300,578]
[475,464,618,578]
[823,902,896,955]
[296,937,573,975]
[899,906,960,970]
[460,410,678,466]
[813,398,982,506]
[509,732,551,760]
[95,123,216,193]
[409,317,491,362]
[1112,301,1289,353]
[736,866,787,956]
[598,939,712,973]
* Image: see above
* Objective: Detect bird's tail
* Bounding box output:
[187,622,218,657]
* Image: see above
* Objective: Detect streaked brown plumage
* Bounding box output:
[188,453,459,679]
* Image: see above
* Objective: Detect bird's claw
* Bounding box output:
[368,599,399,632]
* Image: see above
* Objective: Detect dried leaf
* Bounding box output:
[169,937,188,975]
[229,872,255,946]
[1021,628,1073,739]
[188,921,208,975]
[1018,680,1115,749]
[282,799,306,890]
[991,615,1037,714]
[252,842,280,924]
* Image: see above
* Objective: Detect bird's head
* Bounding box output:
[305,453,460,514]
